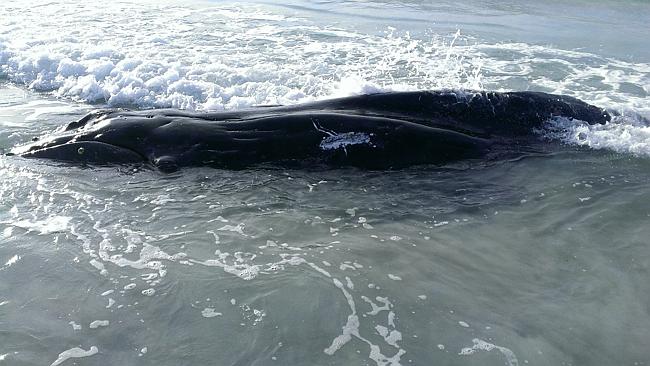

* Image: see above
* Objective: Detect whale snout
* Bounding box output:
[16,141,146,164]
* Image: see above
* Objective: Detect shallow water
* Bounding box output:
[1,1,649,365]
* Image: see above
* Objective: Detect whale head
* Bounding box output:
[10,110,150,165]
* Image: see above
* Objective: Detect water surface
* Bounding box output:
[1,1,649,365]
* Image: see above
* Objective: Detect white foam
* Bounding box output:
[459,338,519,366]
[541,116,650,158]
[361,296,392,316]
[3,255,20,267]
[141,288,156,296]
[89,320,109,329]
[191,250,260,280]
[8,216,71,235]
[98,242,183,279]
[345,276,354,290]
[217,223,247,236]
[50,346,98,366]
[2,227,12,238]
[387,274,402,281]
[375,325,402,348]
[89,259,107,276]
[324,278,359,355]
[0,1,486,112]
[201,308,222,318]
[387,311,396,328]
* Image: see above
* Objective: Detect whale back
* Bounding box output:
[10,90,611,171]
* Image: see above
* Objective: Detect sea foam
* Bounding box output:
[540,115,650,157]
[0,1,480,112]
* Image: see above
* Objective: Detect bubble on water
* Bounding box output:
[141,288,156,296]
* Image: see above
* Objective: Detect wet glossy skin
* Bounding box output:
[11,90,610,172]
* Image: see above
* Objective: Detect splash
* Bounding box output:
[0,1,481,111]
[540,115,650,158]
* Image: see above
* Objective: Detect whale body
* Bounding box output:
[11,90,610,172]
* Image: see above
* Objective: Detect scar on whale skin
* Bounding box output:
[10,90,610,172]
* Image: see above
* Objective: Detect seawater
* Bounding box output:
[0,0,649,365]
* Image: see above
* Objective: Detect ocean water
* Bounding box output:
[1,0,649,365]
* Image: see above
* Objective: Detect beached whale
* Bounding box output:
[10,90,610,172]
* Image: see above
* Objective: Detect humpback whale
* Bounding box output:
[10,90,610,172]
